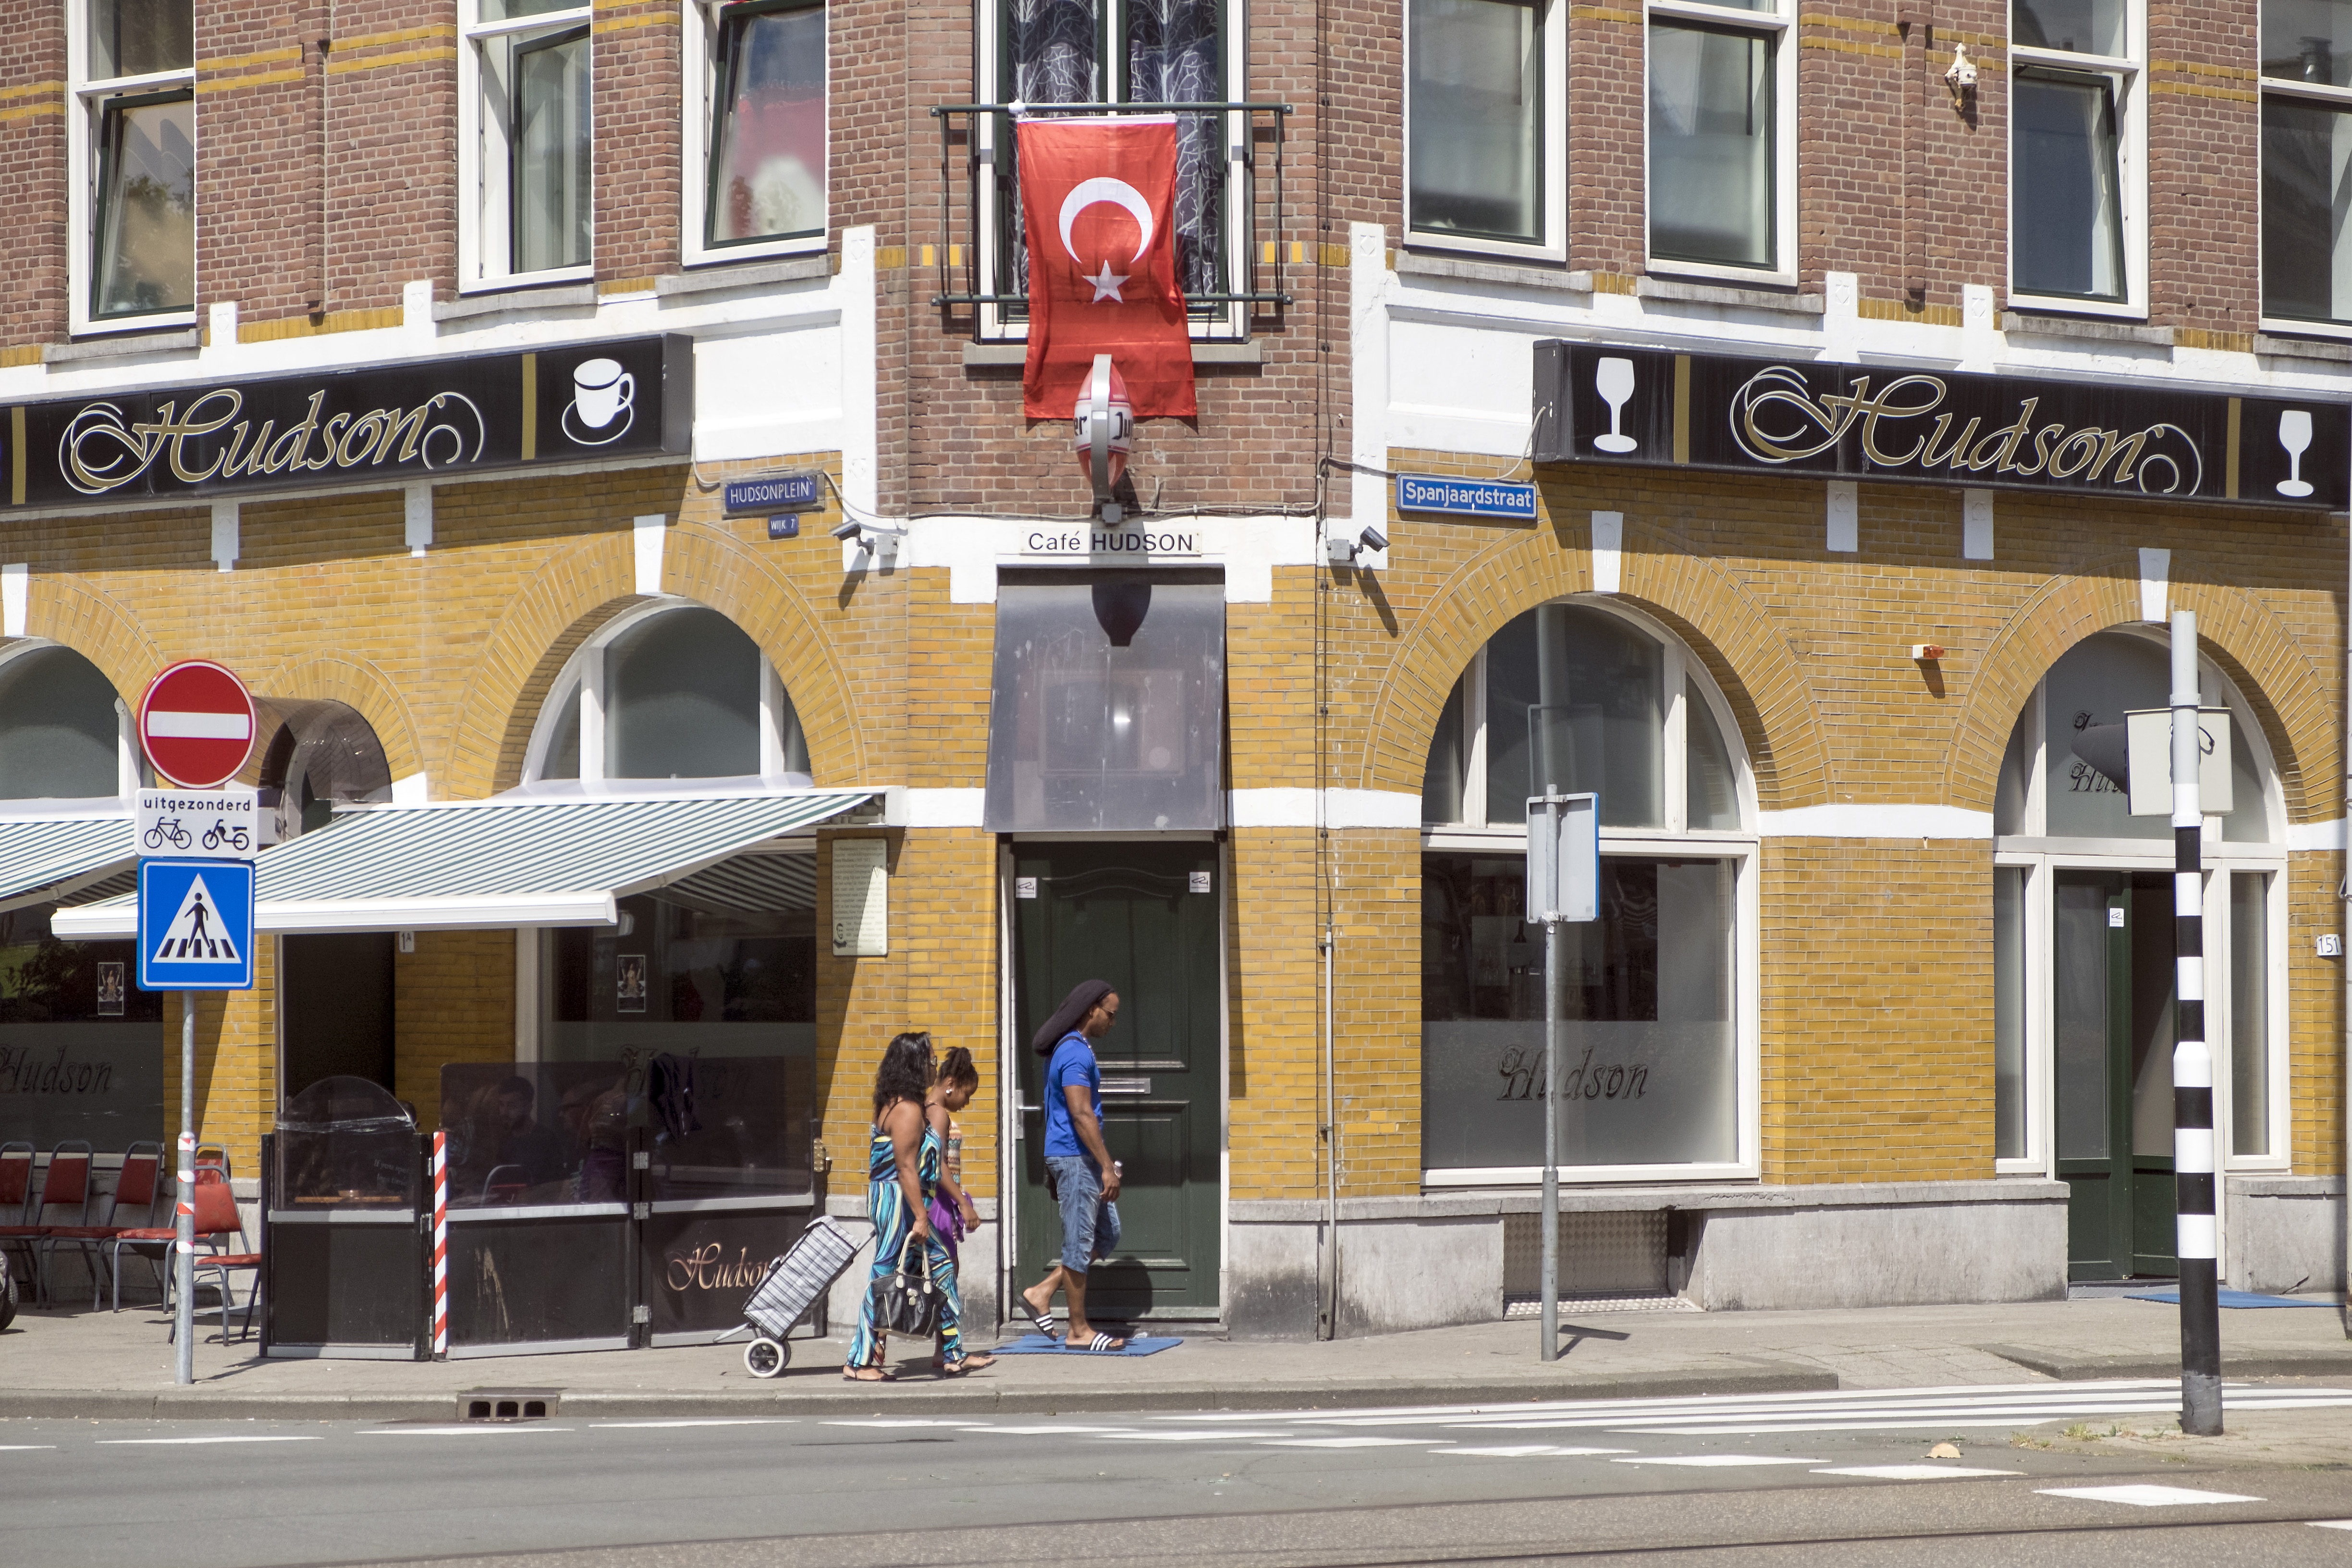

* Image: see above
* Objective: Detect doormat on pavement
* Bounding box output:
[990,1334,1184,1355]
[2123,1289,2337,1309]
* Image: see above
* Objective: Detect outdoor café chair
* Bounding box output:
[119,1165,242,1315]
[167,1177,261,1346]
[16,1141,95,1307]
[0,1142,39,1304]
[41,1143,164,1310]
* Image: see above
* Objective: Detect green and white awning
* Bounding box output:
[51,789,878,938]
[0,811,136,916]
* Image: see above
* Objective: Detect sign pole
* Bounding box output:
[174,993,195,1385]
[2170,611,2222,1435]
[1540,912,1562,1362]
[1526,780,1596,1364]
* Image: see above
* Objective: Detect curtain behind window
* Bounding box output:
[1409,0,1542,243]
[2012,70,2123,299]
[1127,0,1225,296]
[1647,23,1774,269]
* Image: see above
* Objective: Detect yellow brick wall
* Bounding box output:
[393,929,516,1134]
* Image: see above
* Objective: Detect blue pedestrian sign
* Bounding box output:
[137,859,255,991]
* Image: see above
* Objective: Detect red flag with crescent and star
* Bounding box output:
[1017,115,1196,419]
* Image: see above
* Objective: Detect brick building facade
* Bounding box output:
[0,0,2343,1346]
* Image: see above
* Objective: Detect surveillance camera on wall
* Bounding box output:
[829,518,862,541]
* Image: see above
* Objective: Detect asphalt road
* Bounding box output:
[6,1381,2351,1568]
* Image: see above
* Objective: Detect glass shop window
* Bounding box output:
[77,0,196,328]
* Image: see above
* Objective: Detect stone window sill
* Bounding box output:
[1395,249,1592,292]
[432,282,599,323]
[962,340,1263,367]
[44,330,202,364]
[657,255,834,297]
[2000,310,2175,347]
[1635,276,1825,315]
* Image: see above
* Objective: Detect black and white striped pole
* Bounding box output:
[2170,611,2222,1436]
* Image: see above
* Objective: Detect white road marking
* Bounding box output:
[1435,1446,1634,1458]
[1259,1437,1433,1448]
[1613,1455,1824,1468]
[98,1435,323,1446]
[362,1426,573,1436]
[2038,1484,2265,1507]
[1102,1430,1298,1442]
[821,1419,973,1428]
[1156,1379,2195,1425]
[2311,1520,2352,1530]
[0,1446,58,1451]
[1813,1465,2022,1480]
[588,1420,797,1429]
[968,1425,1139,1435]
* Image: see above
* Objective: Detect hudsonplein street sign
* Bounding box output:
[0,334,692,509]
[1531,343,2350,510]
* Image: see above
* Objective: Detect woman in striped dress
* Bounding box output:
[844,1032,984,1380]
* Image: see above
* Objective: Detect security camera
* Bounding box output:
[1358,526,1389,554]
[829,517,862,541]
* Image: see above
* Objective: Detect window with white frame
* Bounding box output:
[2260,0,2352,329]
[1419,601,1757,1183]
[0,641,138,800]
[70,0,195,332]
[1404,0,1565,257]
[973,0,1252,339]
[2010,0,2143,310]
[1990,631,2288,1178]
[462,0,593,291]
[683,0,828,266]
[525,605,811,786]
[1645,0,1792,278]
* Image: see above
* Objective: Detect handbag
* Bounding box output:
[870,1234,943,1336]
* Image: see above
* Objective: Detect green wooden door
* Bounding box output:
[2054,871,2178,1281]
[1010,843,1221,1320]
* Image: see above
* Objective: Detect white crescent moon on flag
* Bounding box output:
[1059,177,1155,269]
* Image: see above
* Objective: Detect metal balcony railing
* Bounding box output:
[929,100,1294,328]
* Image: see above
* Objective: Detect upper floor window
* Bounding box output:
[2011,0,2143,312]
[70,0,195,333]
[1646,0,1792,280]
[684,0,829,266]
[2260,0,2352,330]
[972,0,1252,339]
[1405,0,1565,258]
[461,0,593,291]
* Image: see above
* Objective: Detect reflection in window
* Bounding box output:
[708,1,827,247]
[2263,98,2352,323]
[1408,0,1543,245]
[2012,71,2125,300]
[1483,604,1662,827]
[0,646,122,799]
[2013,0,2125,55]
[2230,871,2271,1158]
[93,91,195,319]
[2265,0,2352,84]
[1421,854,1735,1169]
[0,904,159,1149]
[514,26,592,274]
[1648,22,1776,270]
[607,609,762,780]
[1686,678,1739,829]
[1994,867,2027,1158]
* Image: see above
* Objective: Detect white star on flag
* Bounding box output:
[1084,261,1129,303]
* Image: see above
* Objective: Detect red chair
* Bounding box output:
[13,1142,96,1307]
[167,1177,261,1345]
[0,1143,37,1303]
[42,1144,163,1310]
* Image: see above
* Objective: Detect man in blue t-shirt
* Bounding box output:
[1020,987,1127,1351]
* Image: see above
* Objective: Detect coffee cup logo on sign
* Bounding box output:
[564,357,636,446]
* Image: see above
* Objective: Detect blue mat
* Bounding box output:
[990,1333,1183,1356]
[2124,1289,2336,1309]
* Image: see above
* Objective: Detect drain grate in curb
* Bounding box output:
[1504,1294,1699,1317]
[461,1388,562,1421]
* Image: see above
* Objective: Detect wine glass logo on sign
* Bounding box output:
[1593,357,1639,453]
[2276,409,2314,498]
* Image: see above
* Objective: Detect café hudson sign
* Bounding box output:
[0,335,692,508]
[1532,343,2349,510]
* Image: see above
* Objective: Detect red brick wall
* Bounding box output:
[0,11,68,347]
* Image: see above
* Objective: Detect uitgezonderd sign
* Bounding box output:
[1,334,692,508]
[1531,343,2349,510]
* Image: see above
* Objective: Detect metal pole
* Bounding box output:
[1540,915,1561,1362]
[174,992,195,1385]
[2170,611,2222,1435]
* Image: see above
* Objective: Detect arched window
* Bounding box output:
[0,642,133,801]
[1419,600,1756,1183]
[1991,629,2288,1277]
[524,604,810,786]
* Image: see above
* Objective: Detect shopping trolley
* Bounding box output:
[718,1214,862,1378]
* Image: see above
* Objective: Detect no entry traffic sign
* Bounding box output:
[137,661,256,789]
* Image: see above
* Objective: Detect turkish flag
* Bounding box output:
[1018,116,1196,419]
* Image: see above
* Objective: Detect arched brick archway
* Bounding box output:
[1357,514,1834,811]
[243,655,427,785]
[445,524,865,799]
[1945,558,2336,824]
[18,572,167,704]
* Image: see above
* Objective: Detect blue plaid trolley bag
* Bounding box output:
[724,1214,862,1378]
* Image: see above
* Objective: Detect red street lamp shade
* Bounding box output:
[1072,358,1134,490]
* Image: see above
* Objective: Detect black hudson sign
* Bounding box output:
[2,334,693,508]
[1532,343,2348,511]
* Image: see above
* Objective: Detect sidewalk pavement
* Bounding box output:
[3,1292,2348,1421]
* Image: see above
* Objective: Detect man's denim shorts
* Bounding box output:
[1046,1154,1120,1274]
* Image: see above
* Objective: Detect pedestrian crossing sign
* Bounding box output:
[136,858,256,991]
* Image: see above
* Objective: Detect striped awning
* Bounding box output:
[0,812,136,916]
[51,789,878,938]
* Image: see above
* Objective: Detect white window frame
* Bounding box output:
[66,0,197,338]
[681,0,831,269]
[2008,6,2147,319]
[1989,636,2291,1180]
[972,0,1255,342]
[2255,17,2352,339]
[1642,0,1798,287]
[521,601,809,786]
[458,0,596,295]
[1400,0,1568,262]
[1418,597,1763,1186]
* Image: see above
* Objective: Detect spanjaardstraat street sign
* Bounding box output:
[136,859,255,992]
